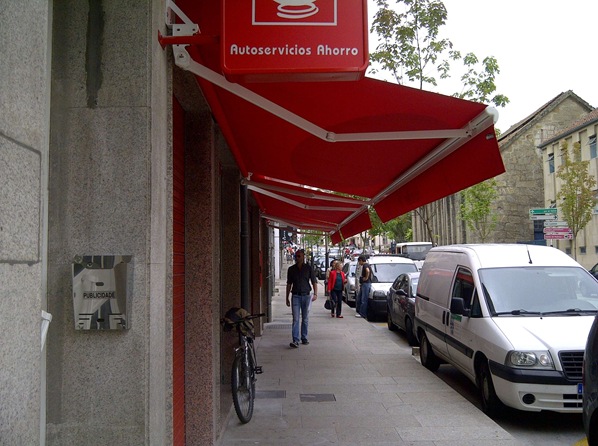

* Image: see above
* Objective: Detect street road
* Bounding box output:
[376,321,588,446]
[434,364,586,446]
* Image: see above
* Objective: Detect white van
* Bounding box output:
[395,242,432,270]
[414,244,598,415]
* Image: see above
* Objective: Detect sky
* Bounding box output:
[366,0,598,132]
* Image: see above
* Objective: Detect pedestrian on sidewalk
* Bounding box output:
[286,249,318,348]
[327,260,346,318]
[357,255,372,318]
[354,258,362,317]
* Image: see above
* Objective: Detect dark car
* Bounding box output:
[590,263,598,280]
[584,314,598,444]
[387,272,419,345]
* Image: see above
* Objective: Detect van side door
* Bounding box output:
[445,267,479,377]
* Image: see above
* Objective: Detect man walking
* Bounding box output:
[357,255,372,319]
[286,249,318,348]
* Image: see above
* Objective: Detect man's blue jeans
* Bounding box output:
[291,294,311,343]
[359,282,371,318]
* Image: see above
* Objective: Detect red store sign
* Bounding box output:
[222,0,368,82]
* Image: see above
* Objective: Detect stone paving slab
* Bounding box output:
[218,265,523,446]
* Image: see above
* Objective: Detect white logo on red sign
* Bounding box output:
[253,0,337,25]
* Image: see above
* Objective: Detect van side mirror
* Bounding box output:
[450,297,470,317]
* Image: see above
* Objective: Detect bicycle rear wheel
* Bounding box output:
[231,351,255,423]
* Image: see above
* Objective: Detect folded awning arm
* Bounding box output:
[261,214,338,232]
[161,3,498,145]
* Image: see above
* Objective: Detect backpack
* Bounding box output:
[223,307,253,336]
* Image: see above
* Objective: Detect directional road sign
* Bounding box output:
[530,213,558,221]
[544,220,569,227]
[543,227,572,234]
[530,208,558,215]
[544,233,573,240]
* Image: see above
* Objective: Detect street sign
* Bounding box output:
[544,220,568,227]
[543,227,572,234]
[530,208,558,215]
[544,233,573,240]
[530,214,558,221]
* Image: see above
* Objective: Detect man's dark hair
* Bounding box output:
[358,254,366,262]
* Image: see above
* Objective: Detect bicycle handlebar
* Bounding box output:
[220,312,266,326]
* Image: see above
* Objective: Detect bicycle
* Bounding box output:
[221,307,265,423]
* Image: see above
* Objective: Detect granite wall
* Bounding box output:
[46,0,171,443]
[0,0,51,443]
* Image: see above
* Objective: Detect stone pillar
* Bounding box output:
[0,1,52,443]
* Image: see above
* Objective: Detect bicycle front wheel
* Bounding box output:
[231,352,255,423]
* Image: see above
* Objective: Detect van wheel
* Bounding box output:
[419,332,440,371]
[477,361,504,417]
[405,318,416,346]
[387,310,397,331]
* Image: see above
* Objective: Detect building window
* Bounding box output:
[565,247,572,254]
[590,135,597,159]
[580,246,586,254]
[595,246,598,254]
[548,153,554,173]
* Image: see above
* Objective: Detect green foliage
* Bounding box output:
[454,53,509,107]
[556,141,597,258]
[458,179,498,242]
[300,231,325,250]
[369,208,412,242]
[370,0,452,88]
[370,0,509,108]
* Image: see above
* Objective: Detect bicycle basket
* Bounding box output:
[223,307,254,336]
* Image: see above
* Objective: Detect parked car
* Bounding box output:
[584,314,598,445]
[387,272,420,345]
[590,262,598,280]
[342,260,358,307]
[415,244,598,416]
[363,255,418,321]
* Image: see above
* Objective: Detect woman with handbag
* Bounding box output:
[327,261,347,318]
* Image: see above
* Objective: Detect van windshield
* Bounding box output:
[478,266,598,315]
[370,263,418,283]
[398,244,432,261]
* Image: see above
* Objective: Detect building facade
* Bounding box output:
[412,91,594,246]
[2,2,269,444]
[539,109,598,269]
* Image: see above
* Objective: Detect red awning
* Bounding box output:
[163,1,505,244]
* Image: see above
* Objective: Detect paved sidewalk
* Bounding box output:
[219,261,522,446]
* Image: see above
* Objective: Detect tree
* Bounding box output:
[556,141,597,260]
[458,179,499,243]
[370,0,509,108]
[370,0,453,89]
[413,205,437,244]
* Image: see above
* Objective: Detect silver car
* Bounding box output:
[341,260,357,307]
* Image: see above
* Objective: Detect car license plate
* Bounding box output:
[578,383,583,395]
